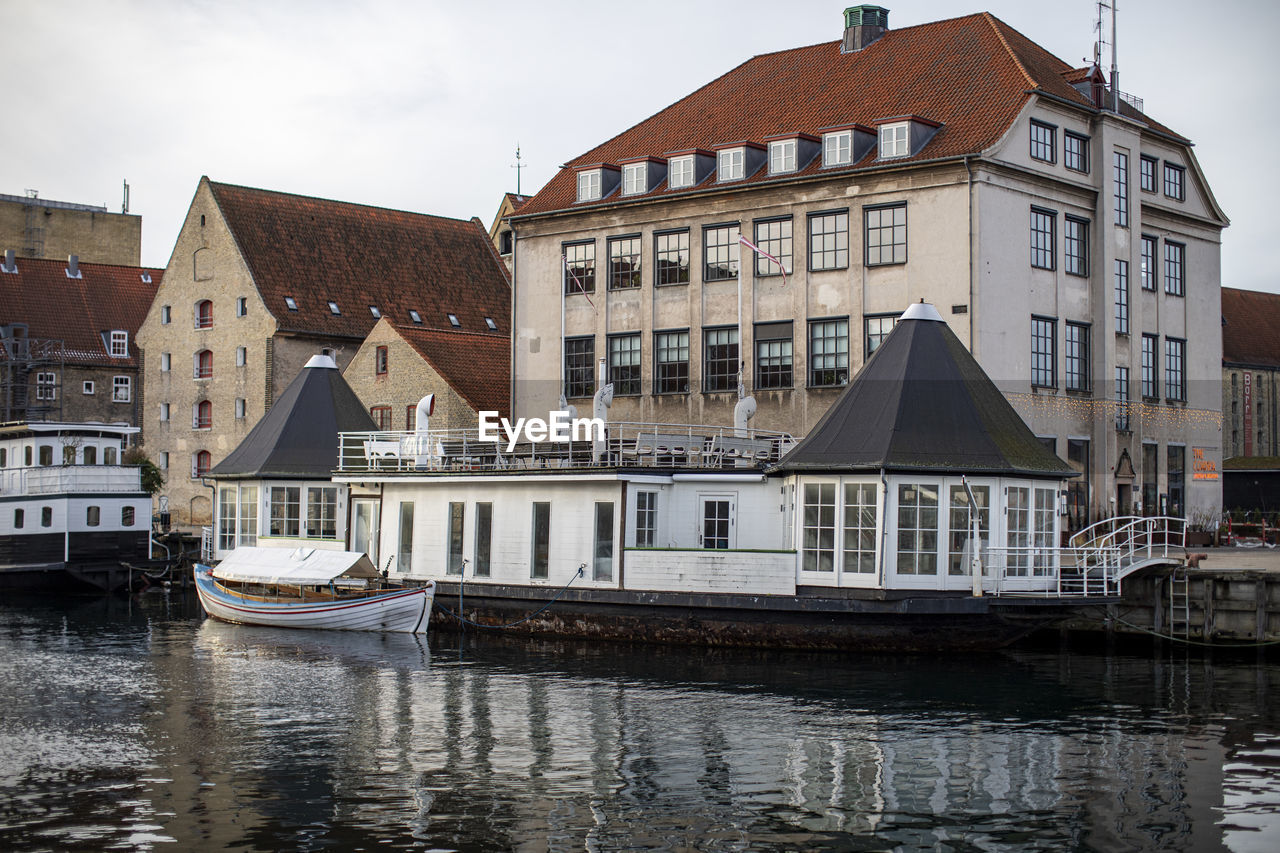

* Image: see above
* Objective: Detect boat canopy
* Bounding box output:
[211,546,380,586]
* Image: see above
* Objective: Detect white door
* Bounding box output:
[352,498,380,568]
[699,494,735,550]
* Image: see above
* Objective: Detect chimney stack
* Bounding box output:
[2,249,16,274]
[66,254,81,279]
[842,5,890,53]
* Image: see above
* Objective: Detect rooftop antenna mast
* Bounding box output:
[1095,0,1119,111]
[122,179,130,214]
[511,144,524,195]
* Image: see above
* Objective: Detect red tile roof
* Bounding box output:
[392,323,510,418]
[0,257,161,366]
[1222,287,1280,368]
[207,180,510,340]
[517,13,1186,217]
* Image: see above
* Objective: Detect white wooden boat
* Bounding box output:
[194,546,433,633]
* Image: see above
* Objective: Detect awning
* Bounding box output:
[211,546,379,586]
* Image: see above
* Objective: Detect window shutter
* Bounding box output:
[191,455,198,478]
[192,404,200,429]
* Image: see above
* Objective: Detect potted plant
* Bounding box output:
[1186,509,1218,547]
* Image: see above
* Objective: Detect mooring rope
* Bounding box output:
[1106,613,1280,648]
[434,563,586,629]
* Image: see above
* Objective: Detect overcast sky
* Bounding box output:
[4,0,1273,292]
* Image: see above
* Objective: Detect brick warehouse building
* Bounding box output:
[1,252,160,426]
[137,178,510,528]
[508,6,1228,527]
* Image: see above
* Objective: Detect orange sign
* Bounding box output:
[1192,447,1219,481]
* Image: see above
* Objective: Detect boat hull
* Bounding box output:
[194,566,433,633]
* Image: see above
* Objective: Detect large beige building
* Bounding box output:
[137,178,511,528]
[0,191,141,267]
[510,6,1227,528]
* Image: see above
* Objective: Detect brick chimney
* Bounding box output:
[843,5,889,53]
[2,249,16,274]
[66,254,81,279]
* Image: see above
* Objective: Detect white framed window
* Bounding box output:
[159,451,169,470]
[717,148,744,181]
[236,346,247,367]
[577,169,601,202]
[112,376,131,403]
[109,330,128,357]
[622,162,647,195]
[327,300,340,315]
[768,140,796,174]
[236,296,247,317]
[82,381,94,395]
[160,305,171,324]
[879,122,909,159]
[160,352,171,372]
[160,402,170,422]
[823,130,852,166]
[668,156,694,189]
[235,398,246,419]
[35,372,56,401]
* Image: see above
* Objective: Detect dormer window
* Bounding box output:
[718,148,745,181]
[577,170,601,202]
[622,162,647,196]
[879,123,909,159]
[768,140,796,174]
[409,309,422,324]
[328,301,341,315]
[485,317,498,331]
[447,313,461,328]
[284,296,298,311]
[823,130,852,166]
[369,306,381,318]
[669,156,695,189]
[108,330,128,358]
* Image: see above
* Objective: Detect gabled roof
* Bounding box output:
[774,303,1073,478]
[211,355,378,479]
[0,256,161,366]
[388,320,510,418]
[205,179,511,339]
[1222,287,1280,368]
[517,13,1185,218]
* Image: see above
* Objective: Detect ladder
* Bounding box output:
[1168,569,1192,639]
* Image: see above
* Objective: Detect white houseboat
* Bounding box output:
[228,305,1185,650]
[0,421,153,591]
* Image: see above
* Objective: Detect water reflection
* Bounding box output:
[0,594,1277,850]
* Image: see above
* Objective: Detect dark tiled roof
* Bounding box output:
[774,306,1073,477]
[517,13,1185,217]
[1222,287,1280,368]
[392,322,510,418]
[211,358,378,479]
[0,257,161,366]
[504,193,530,212]
[207,180,511,340]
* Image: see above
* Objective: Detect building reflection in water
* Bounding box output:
[174,624,1276,851]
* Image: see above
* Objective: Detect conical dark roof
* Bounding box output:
[210,355,378,479]
[775,304,1072,478]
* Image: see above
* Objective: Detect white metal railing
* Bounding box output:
[335,423,798,475]
[1070,516,1186,562]
[0,465,143,496]
[979,546,1122,597]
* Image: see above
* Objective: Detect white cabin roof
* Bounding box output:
[212,546,378,586]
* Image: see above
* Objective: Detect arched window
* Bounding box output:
[195,300,213,329]
[194,400,212,430]
[195,349,213,379]
[83,446,97,465]
[193,450,211,478]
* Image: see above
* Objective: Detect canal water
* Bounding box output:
[1,593,1278,852]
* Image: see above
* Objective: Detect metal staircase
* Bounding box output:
[1069,516,1188,594]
